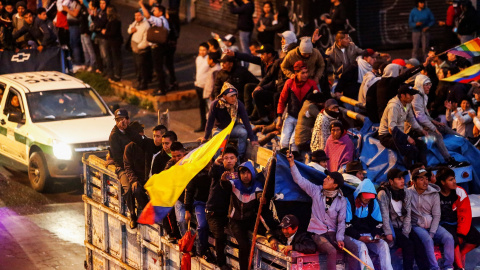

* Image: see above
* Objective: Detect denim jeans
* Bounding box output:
[344,235,393,270]
[280,115,298,151]
[193,201,208,255]
[174,200,187,237]
[97,38,108,72]
[80,34,96,68]
[412,31,430,60]
[69,25,82,65]
[238,30,252,54]
[412,225,454,270]
[213,124,249,158]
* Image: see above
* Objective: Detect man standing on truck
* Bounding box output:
[109,109,136,226]
[123,121,150,229]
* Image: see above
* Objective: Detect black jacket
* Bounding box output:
[92,8,107,38]
[151,150,171,175]
[184,168,211,212]
[104,19,122,43]
[124,128,164,180]
[12,17,57,47]
[329,2,347,35]
[365,80,380,123]
[266,230,316,254]
[335,63,361,99]
[457,6,478,35]
[229,0,254,32]
[109,125,132,171]
[123,141,146,184]
[376,65,423,120]
[234,51,278,79]
[213,65,259,99]
[205,164,234,215]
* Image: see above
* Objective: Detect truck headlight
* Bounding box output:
[53,141,72,160]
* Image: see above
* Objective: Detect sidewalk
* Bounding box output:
[109,2,232,111]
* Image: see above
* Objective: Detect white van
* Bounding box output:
[0,71,114,191]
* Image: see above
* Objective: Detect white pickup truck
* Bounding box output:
[0,71,114,192]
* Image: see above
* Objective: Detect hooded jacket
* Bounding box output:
[408,184,441,235]
[378,95,423,136]
[411,75,436,132]
[345,179,383,239]
[376,64,423,121]
[290,164,347,241]
[377,183,412,237]
[221,161,263,220]
[109,125,132,171]
[12,16,57,47]
[266,229,317,254]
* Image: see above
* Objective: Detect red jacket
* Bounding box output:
[453,187,472,237]
[277,78,319,118]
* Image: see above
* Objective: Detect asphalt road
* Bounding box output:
[0,166,85,270]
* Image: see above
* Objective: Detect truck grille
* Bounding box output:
[72,141,109,153]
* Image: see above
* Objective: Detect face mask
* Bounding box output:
[281,44,289,53]
[326,108,340,118]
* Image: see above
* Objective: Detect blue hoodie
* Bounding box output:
[409,7,435,32]
[221,161,263,220]
[345,179,384,239]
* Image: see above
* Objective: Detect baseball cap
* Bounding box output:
[256,44,275,54]
[222,34,236,44]
[219,54,235,63]
[387,168,408,180]
[412,168,428,180]
[114,108,129,119]
[392,59,406,67]
[293,60,307,71]
[279,214,299,228]
[398,84,419,96]
[362,193,376,199]
[405,58,420,67]
[362,48,377,58]
[218,82,238,98]
[311,150,329,162]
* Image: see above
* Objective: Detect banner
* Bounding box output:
[0,47,64,74]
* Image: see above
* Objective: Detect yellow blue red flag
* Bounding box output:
[138,120,235,224]
[441,64,480,84]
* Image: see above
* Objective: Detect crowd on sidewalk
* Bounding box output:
[99,0,480,269]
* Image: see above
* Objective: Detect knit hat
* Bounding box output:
[278,30,297,45]
[16,1,25,8]
[293,60,307,71]
[299,37,313,54]
[324,99,339,110]
[218,82,238,98]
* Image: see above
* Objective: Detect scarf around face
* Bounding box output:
[218,98,238,120]
[388,185,406,201]
[357,56,372,83]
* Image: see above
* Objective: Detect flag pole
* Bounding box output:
[342,247,374,270]
[247,150,276,270]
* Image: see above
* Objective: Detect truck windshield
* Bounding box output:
[26,88,110,122]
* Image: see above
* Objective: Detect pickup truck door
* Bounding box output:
[0,87,28,162]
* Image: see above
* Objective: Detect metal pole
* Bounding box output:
[247,152,276,270]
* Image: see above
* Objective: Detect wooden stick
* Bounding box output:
[342,247,374,270]
[187,219,191,232]
[247,152,275,270]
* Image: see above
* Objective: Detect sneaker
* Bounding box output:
[446,157,462,168]
[86,66,93,72]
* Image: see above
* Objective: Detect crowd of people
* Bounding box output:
[0,0,180,94]
[104,0,480,269]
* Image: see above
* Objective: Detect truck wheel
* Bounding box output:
[28,151,50,192]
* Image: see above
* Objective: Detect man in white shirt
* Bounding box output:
[128,10,151,90]
[139,0,170,95]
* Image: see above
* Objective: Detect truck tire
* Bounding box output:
[28,151,51,192]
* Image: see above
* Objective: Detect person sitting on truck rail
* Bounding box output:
[267,214,316,255]
[286,150,347,270]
